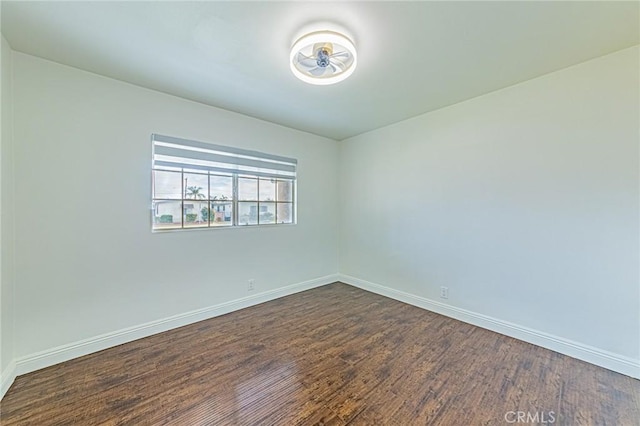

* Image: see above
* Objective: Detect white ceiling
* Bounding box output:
[2,1,638,140]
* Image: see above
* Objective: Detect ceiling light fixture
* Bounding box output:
[290,30,357,85]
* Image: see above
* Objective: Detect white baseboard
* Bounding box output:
[0,360,17,400]
[338,274,640,379]
[5,272,636,402]
[12,274,339,380]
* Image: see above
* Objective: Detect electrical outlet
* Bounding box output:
[248,279,255,291]
[440,286,449,299]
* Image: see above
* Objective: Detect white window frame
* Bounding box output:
[151,134,296,231]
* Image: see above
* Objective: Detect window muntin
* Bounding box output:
[152,134,296,231]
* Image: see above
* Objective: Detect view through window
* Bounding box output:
[152,134,296,230]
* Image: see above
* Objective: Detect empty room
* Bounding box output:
[0,1,638,425]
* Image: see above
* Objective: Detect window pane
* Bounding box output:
[209,201,233,226]
[277,203,293,224]
[259,178,276,201]
[153,201,182,229]
[153,170,182,199]
[183,200,207,228]
[210,175,233,200]
[238,177,258,201]
[238,202,258,225]
[184,173,208,200]
[277,180,293,202]
[259,202,276,224]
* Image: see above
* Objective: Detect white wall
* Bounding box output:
[11,52,339,360]
[1,34,16,394]
[339,47,639,370]
[2,40,637,392]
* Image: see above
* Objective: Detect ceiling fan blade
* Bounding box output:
[296,52,318,69]
[309,66,325,76]
[323,65,335,76]
[330,51,350,59]
[330,59,346,72]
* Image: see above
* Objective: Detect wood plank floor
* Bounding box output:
[1,282,638,425]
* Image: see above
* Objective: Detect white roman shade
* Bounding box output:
[152,134,297,180]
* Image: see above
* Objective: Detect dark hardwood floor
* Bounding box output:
[1,282,638,425]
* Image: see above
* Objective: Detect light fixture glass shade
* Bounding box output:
[290,31,357,85]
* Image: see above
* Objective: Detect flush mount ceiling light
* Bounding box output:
[290,30,357,85]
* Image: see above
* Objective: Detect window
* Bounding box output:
[152,134,296,231]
